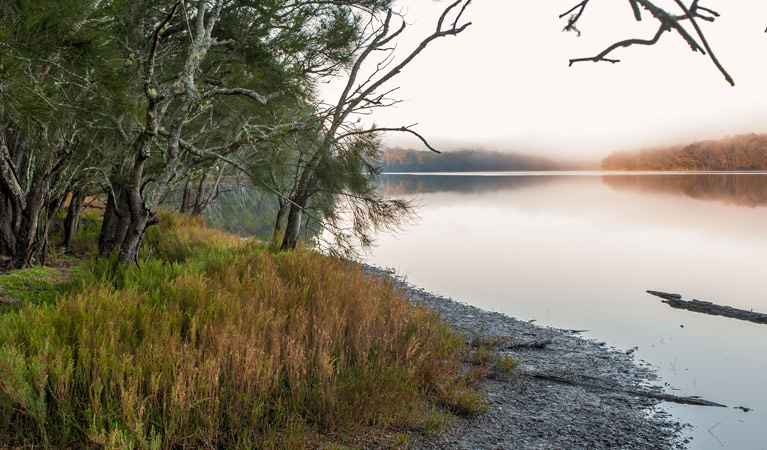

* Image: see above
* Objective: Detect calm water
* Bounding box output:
[368,172,767,450]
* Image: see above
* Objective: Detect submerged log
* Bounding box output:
[647,290,767,325]
[507,339,552,350]
[522,369,727,408]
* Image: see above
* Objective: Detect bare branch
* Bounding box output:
[146,1,181,99]
[672,0,733,86]
[569,25,667,66]
[337,125,442,154]
[564,0,734,86]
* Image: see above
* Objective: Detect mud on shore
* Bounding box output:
[363,265,688,450]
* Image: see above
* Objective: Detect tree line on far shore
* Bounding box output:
[601,134,767,171]
[379,147,592,172]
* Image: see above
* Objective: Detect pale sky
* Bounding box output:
[335,0,767,160]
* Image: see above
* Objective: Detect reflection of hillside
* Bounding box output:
[602,174,767,208]
[379,174,556,195]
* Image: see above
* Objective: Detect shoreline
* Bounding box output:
[362,264,688,449]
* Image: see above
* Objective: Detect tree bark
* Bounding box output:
[11,166,49,268]
[63,190,85,248]
[280,198,305,250]
[192,162,225,216]
[179,177,191,214]
[98,184,132,259]
[0,198,16,258]
[273,198,287,240]
[192,169,210,215]
[117,211,150,265]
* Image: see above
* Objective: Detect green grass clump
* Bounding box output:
[494,354,521,376]
[0,266,63,309]
[0,212,472,449]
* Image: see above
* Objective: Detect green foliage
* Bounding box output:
[422,407,450,436]
[0,267,62,309]
[437,379,489,417]
[494,354,521,376]
[0,212,475,448]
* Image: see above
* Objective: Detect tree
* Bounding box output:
[277,0,473,254]
[91,0,394,265]
[0,0,121,269]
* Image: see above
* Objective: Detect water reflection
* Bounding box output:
[602,173,767,208]
[379,173,555,195]
[381,172,767,208]
[369,172,767,450]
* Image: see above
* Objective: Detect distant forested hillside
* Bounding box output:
[380,148,574,172]
[601,134,767,171]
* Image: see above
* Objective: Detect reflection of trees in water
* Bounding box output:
[379,174,557,195]
[602,174,767,208]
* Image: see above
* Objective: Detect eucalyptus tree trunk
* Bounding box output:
[97,181,158,265]
[191,162,225,216]
[117,207,154,265]
[10,168,47,268]
[63,190,85,248]
[1,130,72,268]
[281,203,303,250]
[0,198,14,259]
[98,184,132,259]
[280,190,309,250]
[273,197,288,240]
[179,177,192,213]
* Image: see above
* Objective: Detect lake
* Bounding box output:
[367,172,767,450]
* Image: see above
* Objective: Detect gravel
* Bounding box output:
[362,264,688,450]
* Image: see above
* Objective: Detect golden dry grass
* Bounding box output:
[0,212,471,449]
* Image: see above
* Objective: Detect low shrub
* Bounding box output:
[0,212,469,449]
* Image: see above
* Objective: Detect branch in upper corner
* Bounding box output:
[559,0,590,36]
[562,0,734,86]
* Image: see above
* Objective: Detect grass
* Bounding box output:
[494,353,521,376]
[0,266,64,310]
[0,213,477,449]
[468,336,521,379]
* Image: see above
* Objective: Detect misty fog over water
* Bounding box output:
[369,172,767,450]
